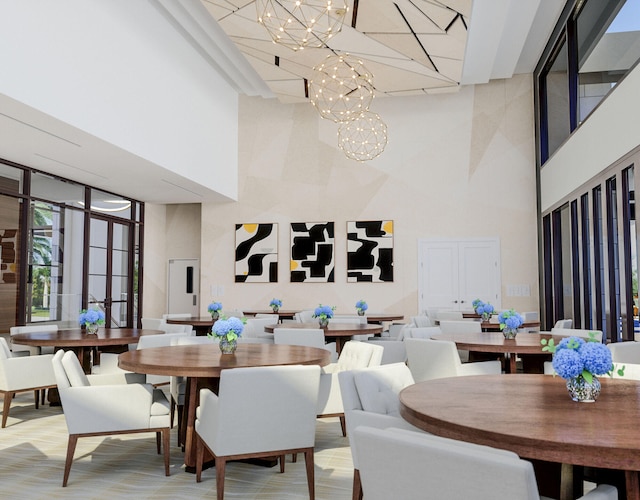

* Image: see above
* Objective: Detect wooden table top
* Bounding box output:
[430,332,563,354]
[119,343,331,377]
[264,322,383,336]
[11,328,162,347]
[240,310,298,320]
[400,374,640,473]
[480,320,541,331]
[364,314,404,323]
[165,316,216,327]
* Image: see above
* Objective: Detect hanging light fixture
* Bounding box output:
[308,53,374,123]
[256,0,349,51]
[338,110,388,162]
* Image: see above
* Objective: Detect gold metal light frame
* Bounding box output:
[337,110,388,162]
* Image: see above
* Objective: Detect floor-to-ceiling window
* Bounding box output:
[0,158,144,332]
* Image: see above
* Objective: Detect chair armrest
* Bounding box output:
[3,354,55,389]
[577,484,618,500]
[60,383,155,433]
[88,372,146,385]
[195,388,220,447]
[457,360,502,376]
[317,372,342,414]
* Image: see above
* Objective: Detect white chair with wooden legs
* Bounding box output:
[194,365,321,500]
[352,426,618,500]
[10,324,58,356]
[273,328,337,361]
[51,350,171,486]
[0,337,56,428]
[607,341,640,363]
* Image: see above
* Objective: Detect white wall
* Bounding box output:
[540,64,640,212]
[0,1,238,199]
[143,75,538,319]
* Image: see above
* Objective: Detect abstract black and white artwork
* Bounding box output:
[347,220,394,282]
[290,222,334,282]
[235,223,278,283]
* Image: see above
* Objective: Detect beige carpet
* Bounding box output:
[0,390,353,499]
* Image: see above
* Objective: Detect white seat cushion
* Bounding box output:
[353,365,415,417]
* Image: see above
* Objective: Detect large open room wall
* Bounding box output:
[145,75,539,318]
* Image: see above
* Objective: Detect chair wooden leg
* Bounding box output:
[34,390,39,409]
[196,435,204,482]
[353,468,363,500]
[2,391,13,428]
[292,453,297,463]
[279,455,285,473]
[216,457,227,500]
[156,431,161,454]
[304,448,315,500]
[170,398,175,428]
[340,415,346,437]
[177,405,184,447]
[63,435,79,487]
[162,428,170,476]
[41,389,46,406]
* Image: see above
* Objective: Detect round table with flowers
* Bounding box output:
[400,374,640,500]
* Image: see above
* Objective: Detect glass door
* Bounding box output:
[88,216,133,327]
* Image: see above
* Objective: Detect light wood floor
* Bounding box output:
[0,390,353,499]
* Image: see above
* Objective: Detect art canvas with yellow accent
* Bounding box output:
[235,223,278,282]
[347,220,394,282]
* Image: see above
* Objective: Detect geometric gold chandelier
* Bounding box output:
[256,0,349,51]
[338,110,388,162]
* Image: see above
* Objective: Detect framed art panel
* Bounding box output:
[290,222,334,282]
[235,223,278,282]
[347,220,394,282]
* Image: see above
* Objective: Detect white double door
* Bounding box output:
[418,238,501,313]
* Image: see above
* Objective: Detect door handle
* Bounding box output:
[453,300,458,303]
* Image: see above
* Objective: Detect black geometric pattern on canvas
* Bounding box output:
[290,222,334,282]
[347,220,394,282]
[235,223,278,283]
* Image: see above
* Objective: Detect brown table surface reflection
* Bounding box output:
[430,332,561,373]
[264,322,383,353]
[119,343,331,469]
[400,375,640,500]
[12,328,162,373]
[165,316,216,336]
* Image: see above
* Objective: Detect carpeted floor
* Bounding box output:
[0,390,353,499]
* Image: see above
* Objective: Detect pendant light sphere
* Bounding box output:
[309,54,374,123]
[338,111,388,162]
[256,0,348,51]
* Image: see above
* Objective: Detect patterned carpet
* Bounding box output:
[0,390,353,499]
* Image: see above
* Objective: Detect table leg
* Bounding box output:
[184,377,199,469]
[626,471,640,500]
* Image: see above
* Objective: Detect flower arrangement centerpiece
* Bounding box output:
[497,309,523,339]
[208,316,245,354]
[269,298,282,313]
[472,299,484,314]
[476,302,495,322]
[79,307,105,334]
[541,333,624,402]
[355,300,368,316]
[207,301,222,320]
[313,304,335,327]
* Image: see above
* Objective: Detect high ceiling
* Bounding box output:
[0,0,565,204]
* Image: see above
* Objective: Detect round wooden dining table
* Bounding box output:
[119,343,331,470]
[264,322,384,353]
[164,316,216,336]
[11,328,162,373]
[400,374,640,500]
[430,331,562,373]
[240,310,298,320]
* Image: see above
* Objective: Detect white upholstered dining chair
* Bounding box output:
[352,426,618,500]
[194,365,321,500]
[9,324,58,356]
[52,350,171,486]
[0,337,57,428]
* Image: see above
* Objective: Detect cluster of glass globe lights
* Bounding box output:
[256,0,388,162]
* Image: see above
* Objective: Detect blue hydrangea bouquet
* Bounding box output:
[356,300,368,316]
[79,307,105,334]
[209,316,245,354]
[497,309,523,339]
[269,298,282,312]
[208,301,223,319]
[313,304,335,326]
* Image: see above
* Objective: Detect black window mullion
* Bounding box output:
[570,200,581,328]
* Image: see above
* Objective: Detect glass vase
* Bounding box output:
[318,318,329,327]
[502,327,518,339]
[566,375,601,402]
[271,306,279,313]
[357,310,365,316]
[219,337,237,355]
[481,313,491,322]
[211,311,220,320]
[86,323,99,335]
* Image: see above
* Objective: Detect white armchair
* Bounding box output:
[244,317,277,340]
[352,426,618,500]
[317,340,384,436]
[401,326,441,339]
[10,324,58,356]
[607,341,640,363]
[295,310,315,323]
[338,363,423,500]
[195,365,321,500]
[405,338,501,381]
[0,337,56,428]
[552,328,603,342]
[274,328,337,362]
[52,350,171,486]
[362,339,406,364]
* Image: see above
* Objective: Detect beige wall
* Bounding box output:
[145,75,540,319]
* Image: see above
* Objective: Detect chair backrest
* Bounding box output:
[353,426,541,500]
[52,350,90,390]
[244,317,275,337]
[255,313,279,321]
[136,333,189,349]
[520,312,539,322]
[411,315,433,327]
[0,337,13,359]
[402,326,441,339]
[10,324,58,354]
[438,320,482,334]
[333,315,367,325]
[224,309,245,319]
[551,328,603,342]
[141,317,163,330]
[159,322,194,334]
[607,341,640,364]
[405,338,461,381]
[336,341,383,370]
[435,310,463,321]
[295,310,315,323]
[274,328,327,349]
[554,319,573,329]
[197,365,321,456]
[362,340,407,364]
[172,336,215,346]
[162,313,192,319]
